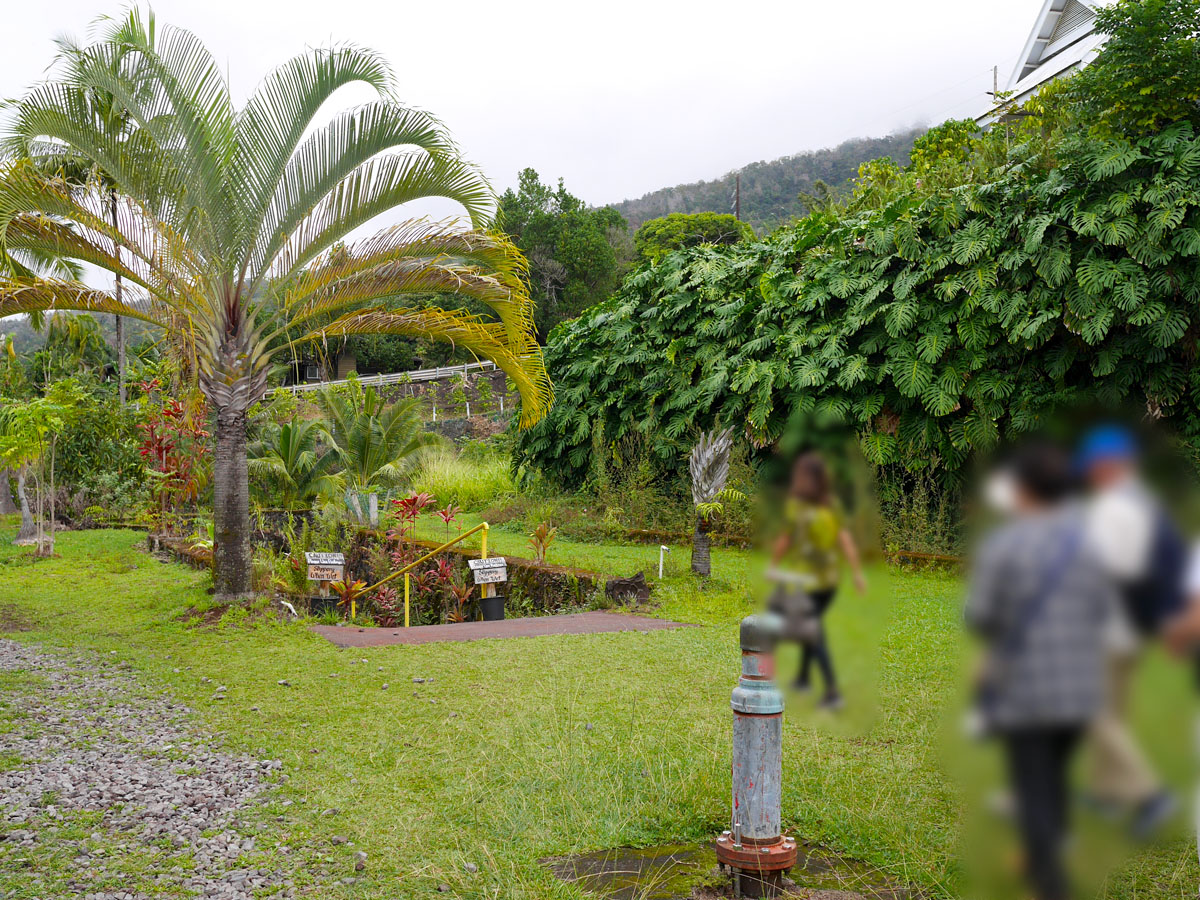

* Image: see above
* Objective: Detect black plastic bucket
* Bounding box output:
[480,594,506,621]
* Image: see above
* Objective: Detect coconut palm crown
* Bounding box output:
[0,10,551,596]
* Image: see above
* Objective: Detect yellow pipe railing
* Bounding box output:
[362,522,490,627]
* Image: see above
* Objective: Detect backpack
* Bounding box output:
[1123,508,1187,636]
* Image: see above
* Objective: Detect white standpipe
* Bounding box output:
[659,545,670,579]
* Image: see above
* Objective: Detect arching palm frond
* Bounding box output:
[313,384,439,498]
[247,418,338,510]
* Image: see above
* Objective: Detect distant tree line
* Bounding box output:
[606,129,926,231]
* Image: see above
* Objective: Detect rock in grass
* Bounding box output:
[354,850,367,871]
[381,683,389,691]
[277,680,290,687]
[464,862,478,874]
[331,836,348,845]
[322,808,340,817]
[413,677,425,683]
[437,884,451,893]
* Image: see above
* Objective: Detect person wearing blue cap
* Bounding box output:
[1079,424,1185,838]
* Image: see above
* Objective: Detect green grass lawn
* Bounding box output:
[0,521,1196,898]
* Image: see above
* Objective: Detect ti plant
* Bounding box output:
[370,585,403,628]
[435,502,462,538]
[330,579,368,616]
[445,578,474,623]
[527,521,556,565]
[688,428,733,577]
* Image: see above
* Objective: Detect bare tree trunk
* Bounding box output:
[14,466,35,545]
[115,311,126,407]
[0,468,16,516]
[46,439,56,557]
[691,518,712,577]
[213,406,252,599]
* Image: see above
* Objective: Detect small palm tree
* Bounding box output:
[689,428,734,577]
[314,382,438,525]
[0,11,551,596]
[247,419,336,511]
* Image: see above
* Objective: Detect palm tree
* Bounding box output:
[0,11,551,596]
[247,419,336,511]
[21,34,139,406]
[314,383,437,525]
[689,428,734,577]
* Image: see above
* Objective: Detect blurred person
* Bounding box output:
[967,440,1116,900]
[768,451,866,711]
[1161,542,1200,889]
[1077,425,1185,836]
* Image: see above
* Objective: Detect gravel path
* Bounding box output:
[0,639,302,899]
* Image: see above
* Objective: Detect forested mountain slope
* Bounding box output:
[607,128,925,231]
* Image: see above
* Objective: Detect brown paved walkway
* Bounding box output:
[311,611,692,647]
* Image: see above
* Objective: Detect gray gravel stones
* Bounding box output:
[0,639,306,899]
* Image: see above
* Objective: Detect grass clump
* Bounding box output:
[409,442,515,511]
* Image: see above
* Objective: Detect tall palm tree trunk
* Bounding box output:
[115,313,125,406]
[691,518,712,577]
[212,408,251,598]
[109,191,126,407]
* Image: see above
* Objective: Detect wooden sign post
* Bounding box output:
[468,557,507,585]
[305,551,345,597]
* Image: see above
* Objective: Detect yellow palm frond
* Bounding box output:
[0,276,168,328]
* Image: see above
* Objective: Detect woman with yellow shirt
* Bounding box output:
[770,452,867,710]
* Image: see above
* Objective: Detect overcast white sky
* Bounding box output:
[2,0,1043,210]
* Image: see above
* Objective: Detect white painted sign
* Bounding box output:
[305,551,345,582]
[468,557,507,585]
[467,557,506,570]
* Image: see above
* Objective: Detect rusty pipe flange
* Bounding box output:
[714,832,797,872]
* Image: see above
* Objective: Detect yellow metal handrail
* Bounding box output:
[362,521,490,627]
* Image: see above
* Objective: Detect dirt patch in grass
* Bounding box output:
[178,598,290,628]
[0,603,34,632]
[179,605,229,627]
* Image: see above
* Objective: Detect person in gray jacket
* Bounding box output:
[967,440,1117,900]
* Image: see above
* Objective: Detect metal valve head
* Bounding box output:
[739,612,783,653]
